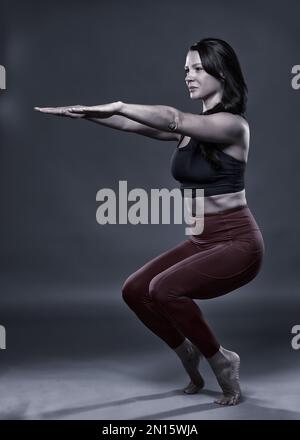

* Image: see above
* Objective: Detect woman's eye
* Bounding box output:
[184,68,202,74]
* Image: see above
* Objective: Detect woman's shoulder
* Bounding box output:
[210,110,250,139]
[227,112,250,136]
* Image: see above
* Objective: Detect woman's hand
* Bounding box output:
[34,105,87,118]
[68,101,122,118]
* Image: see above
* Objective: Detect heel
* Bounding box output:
[183,377,205,394]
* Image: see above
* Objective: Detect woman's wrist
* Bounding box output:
[115,100,124,114]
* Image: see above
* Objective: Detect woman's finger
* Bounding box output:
[34,107,72,116]
[34,107,61,114]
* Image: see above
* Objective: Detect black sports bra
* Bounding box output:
[170,102,246,197]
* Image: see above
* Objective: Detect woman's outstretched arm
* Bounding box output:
[34,105,180,141]
[69,101,245,144]
[85,115,181,141]
[116,102,245,144]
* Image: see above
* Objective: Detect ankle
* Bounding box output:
[173,338,194,360]
[207,346,238,370]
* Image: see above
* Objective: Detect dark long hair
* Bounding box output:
[188,38,248,169]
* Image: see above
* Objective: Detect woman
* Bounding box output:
[35,38,265,406]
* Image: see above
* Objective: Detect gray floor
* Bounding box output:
[0,281,299,420]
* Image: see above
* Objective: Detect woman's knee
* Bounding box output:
[121,272,147,305]
[148,275,171,305]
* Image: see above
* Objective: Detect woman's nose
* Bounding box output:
[185,72,195,82]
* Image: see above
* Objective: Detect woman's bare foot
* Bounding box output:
[207,346,241,405]
[173,339,205,394]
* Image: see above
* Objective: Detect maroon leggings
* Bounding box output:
[122,205,265,358]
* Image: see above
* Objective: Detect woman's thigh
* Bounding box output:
[149,235,264,301]
[122,239,201,290]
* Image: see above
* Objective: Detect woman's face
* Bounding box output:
[185,50,223,101]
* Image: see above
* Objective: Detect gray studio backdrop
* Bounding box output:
[0,0,299,375]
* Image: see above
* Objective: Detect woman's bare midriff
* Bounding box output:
[184,189,247,218]
[204,189,247,214]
